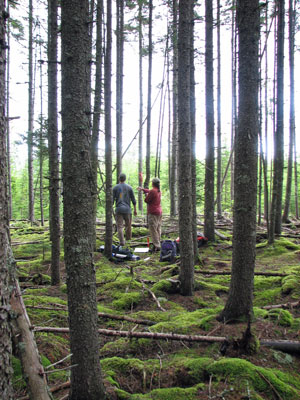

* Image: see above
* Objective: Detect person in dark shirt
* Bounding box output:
[138,177,162,251]
[113,173,137,246]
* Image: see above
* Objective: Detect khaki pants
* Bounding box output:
[116,213,132,246]
[148,214,162,248]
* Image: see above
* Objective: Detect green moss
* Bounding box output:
[24,295,67,307]
[130,384,205,400]
[12,354,66,389]
[152,279,175,295]
[254,276,282,291]
[131,310,173,323]
[180,357,213,383]
[150,307,222,334]
[207,358,300,399]
[267,309,294,327]
[114,388,131,399]
[253,307,268,319]
[253,287,282,307]
[281,275,299,295]
[257,239,300,258]
[112,291,143,310]
[194,279,228,294]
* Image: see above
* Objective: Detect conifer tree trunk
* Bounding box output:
[104,0,113,258]
[6,4,11,220]
[116,0,124,180]
[216,0,222,219]
[230,0,237,206]
[39,37,44,227]
[138,0,143,212]
[264,3,269,223]
[48,0,60,286]
[170,0,178,216]
[178,0,194,296]
[204,0,215,241]
[28,0,34,224]
[0,1,13,396]
[91,0,103,248]
[269,0,285,242]
[61,0,106,397]
[282,0,295,223]
[217,0,259,322]
[144,0,153,189]
[190,3,197,259]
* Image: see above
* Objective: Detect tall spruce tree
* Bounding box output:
[217,0,260,322]
[48,0,60,285]
[28,0,34,224]
[116,0,124,180]
[104,0,113,258]
[204,0,215,241]
[144,0,153,189]
[0,0,14,396]
[61,0,106,397]
[269,0,285,242]
[178,0,194,296]
[91,0,104,249]
[282,0,295,222]
[170,0,178,216]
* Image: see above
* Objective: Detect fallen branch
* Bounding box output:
[34,326,225,342]
[140,281,166,312]
[262,300,300,310]
[195,270,288,277]
[18,381,71,400]
[33,326,300,354]
[12,240,45,246]
[11,281,51,400]
[215,230,230,240]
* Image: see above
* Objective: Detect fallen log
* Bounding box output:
[18,381,71,400]
[12,240,45,246]
[33,326,300,354]
[195,270,288,277]
[262,300,300,310]
[34,326,225,343]
[11,281,51,400]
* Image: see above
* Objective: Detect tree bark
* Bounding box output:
[104,0,113,259]
[144,0,153,189]
[178,0,194,296]
[116,0,124,181]
[269,0,285,241]
[28,0,34,224]
[61,0,106,397]
[138,0,144,212]
[190,5,198,260]
[217,0,260,322]
[282,0,295,222]
[48,0,60,286]
[0,1,14,394]
[204,0,215,241]
[91,0,104,249]
[170,0,178,216]
[216,0,222,220]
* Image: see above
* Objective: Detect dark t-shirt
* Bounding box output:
[113,183,136,214]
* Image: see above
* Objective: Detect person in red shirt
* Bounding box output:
[138,178,162,251]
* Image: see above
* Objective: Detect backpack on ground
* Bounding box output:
[160,240,177,263]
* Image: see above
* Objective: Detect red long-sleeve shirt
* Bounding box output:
[143,188,162,215]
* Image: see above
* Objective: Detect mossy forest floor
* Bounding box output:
[11,216,300,399]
